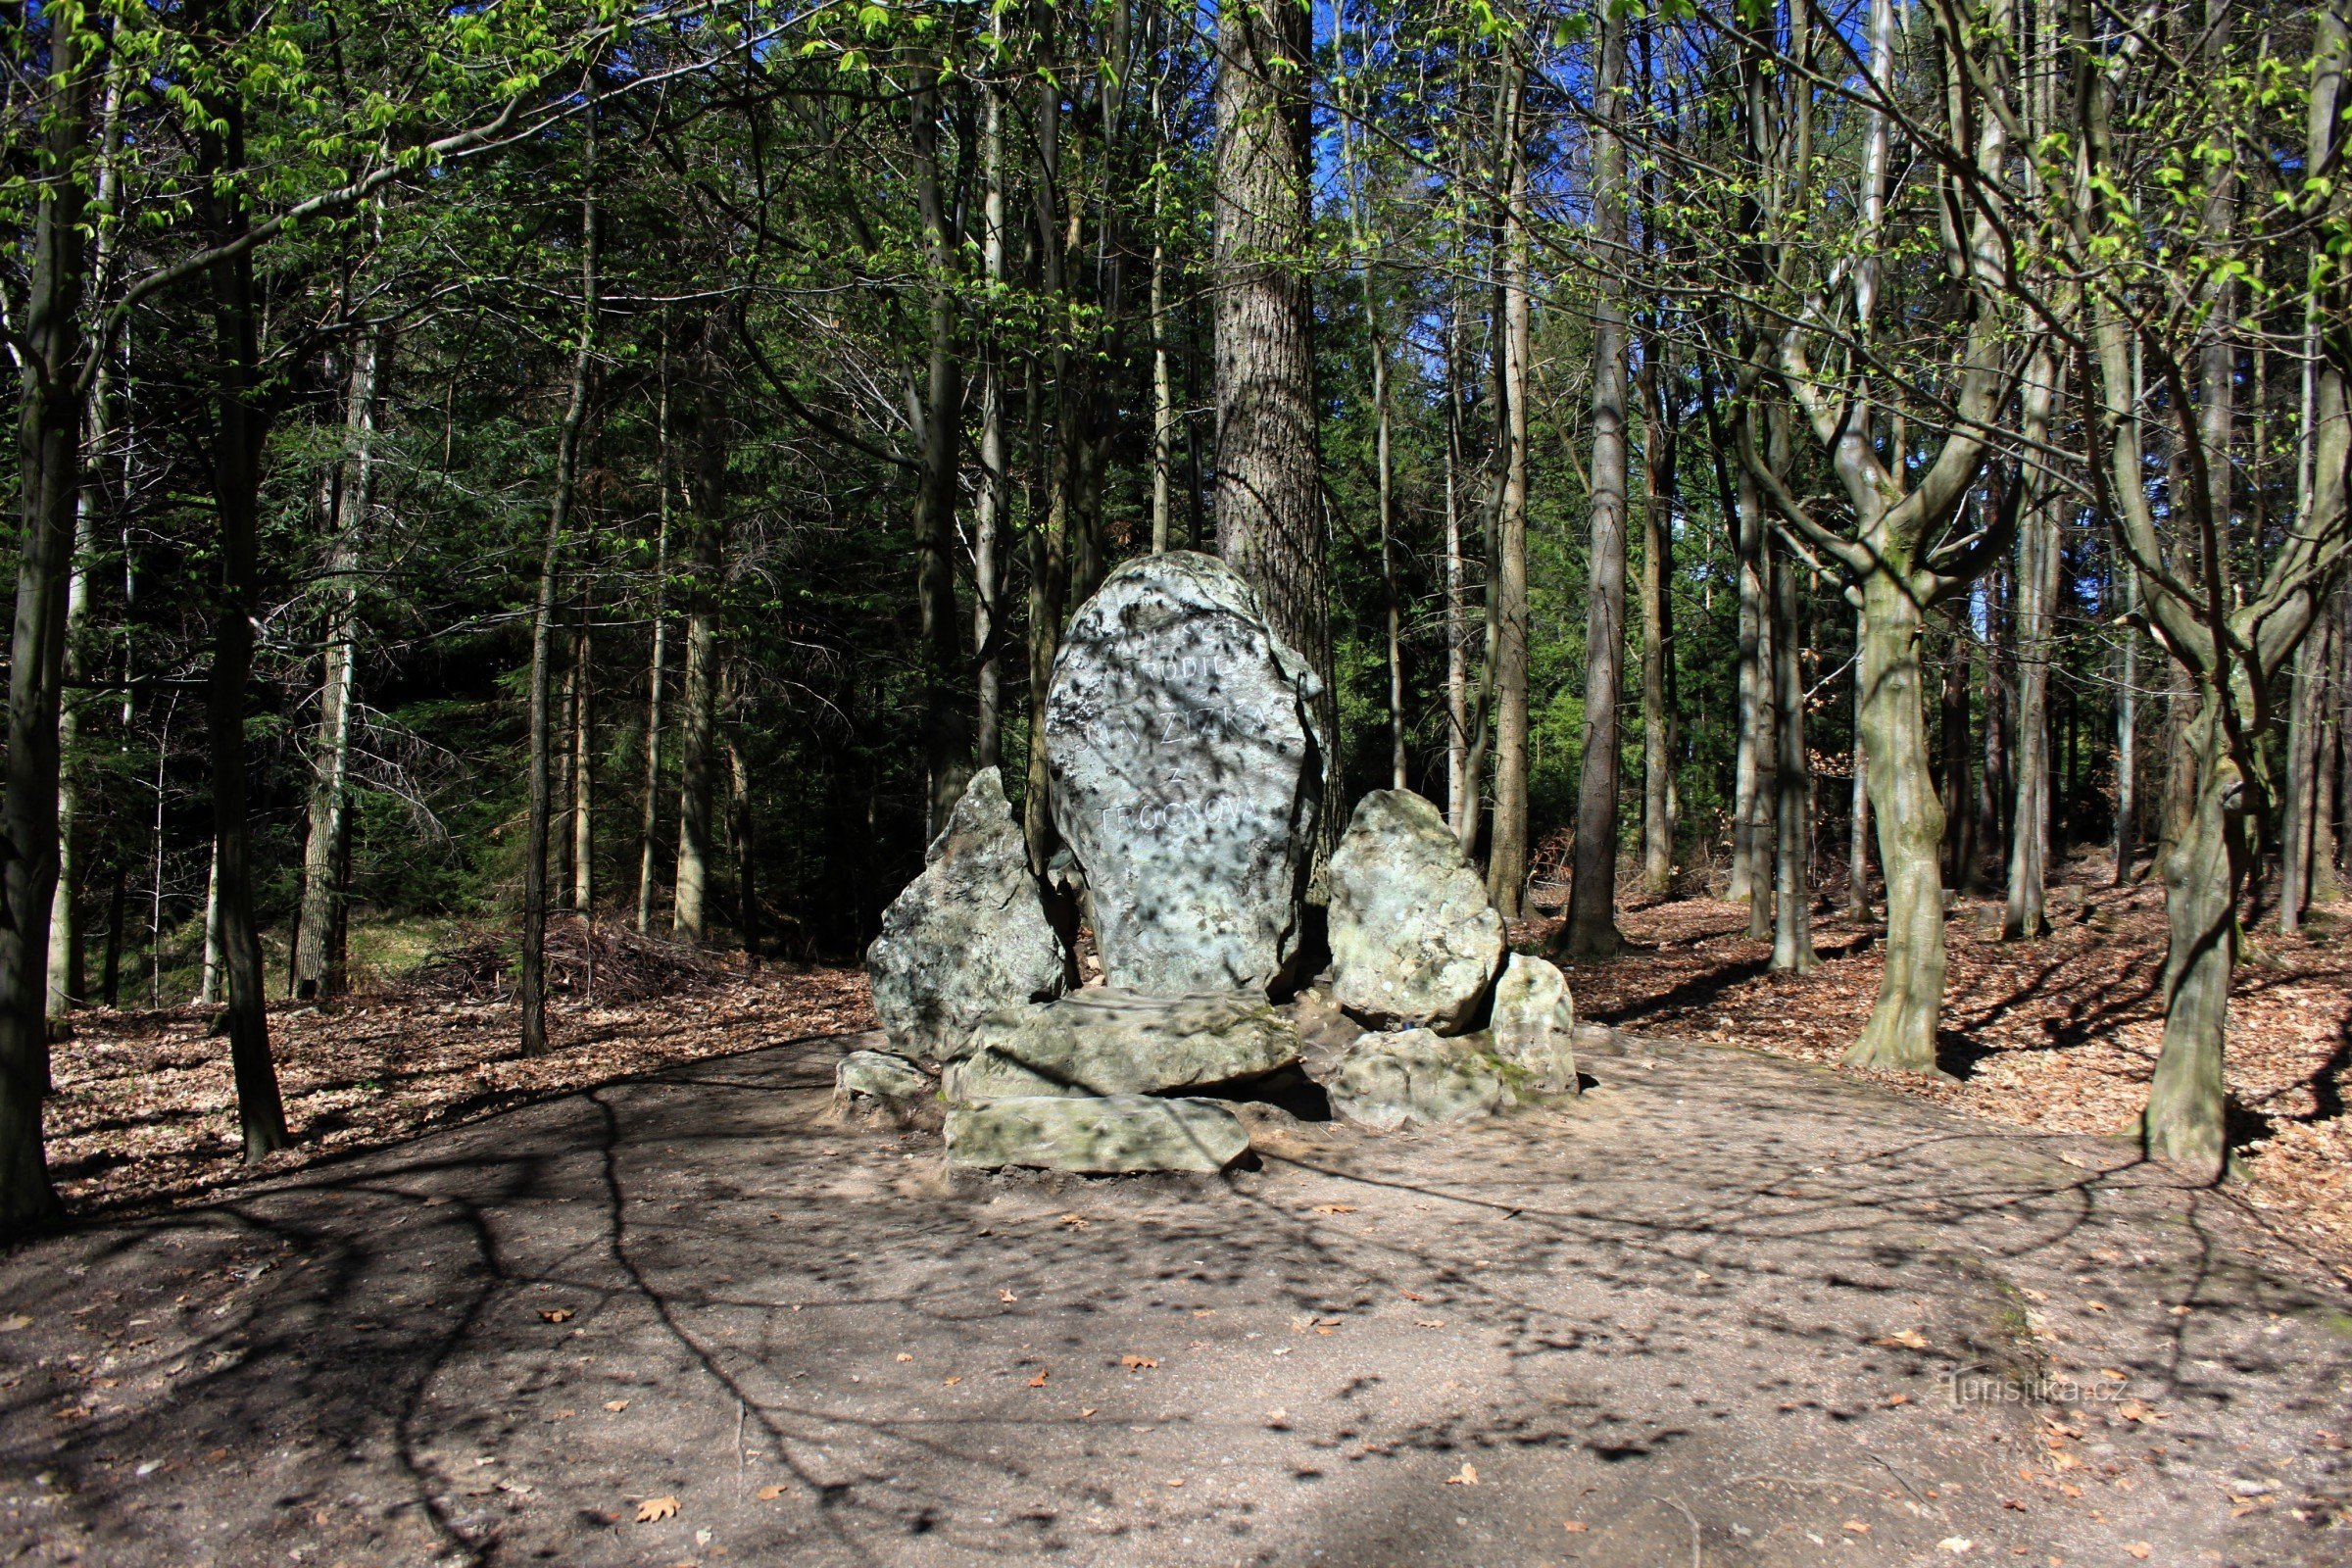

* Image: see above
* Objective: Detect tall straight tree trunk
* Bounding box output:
[975,43,1009,762]
[1562,10,1629,955]
[555,657,578,907]
[673,332,727,947]
[1850,566,1948,1071]
[47,62,123,1021]
[1026,19,1073,872]
[728,732,759,960]
[1638,344,1677,898]
[522,92,598,1051]
[910,71,971,834]
[1339,36,1405,791]
[1489,53,1535,918]
[636,340,672,935]
[1,11,91,1231]
[1731,457,1772,910]
[1213,0,1330,856]
[1771,536,1815,972]
[294,327,374,999]
[2007,351,2060,937]
[197,91,289,1155]
[571,588,594,913]
[1444,328,1471,836]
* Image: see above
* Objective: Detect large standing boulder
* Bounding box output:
[1320,1028,1526,1132]
[1489,954,1578,1094]
[945,1095,1250,1173]
[944,989,1300,1101]
[1045,552,1323,994]
[1326,790,1507,1032]
[865,768,1069,1060]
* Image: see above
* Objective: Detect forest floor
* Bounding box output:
[1536,854,2352,1286]
[3,1019,2348,1566]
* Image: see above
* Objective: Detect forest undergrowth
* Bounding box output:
[34,863,2352,1287]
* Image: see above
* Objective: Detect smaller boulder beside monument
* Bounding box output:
[864,767,1070,1062]
[1326,789,1508,1033]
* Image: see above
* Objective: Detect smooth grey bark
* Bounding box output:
[975,42,1008,765]
[199,843,220,1006]
[1443,305,1471,837]
[1638,338,1678,898]
[522,94,597,1051]
[1025,26,1073,872]
[1771,536,1815,973]
[1562,8,1628,955]
[294,323,374,1000]
[2283,611,2328,933]
[728,728,758,961]
[1490,58,1533,915]
[1214,0,1333,877]
[1731,456,1771,911]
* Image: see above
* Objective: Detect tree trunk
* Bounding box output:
[1845,568,1949,1073]
[522,94,598,1050]
[2143,700,2244,1179]
[910,72,971,835]
[2114,569,2141,883]
[571,589,594,913]
[1490,57,1533,918]
[729,733,759,962]
[1937,626,1977,893]
[1848,604,1873,919]
[1,13,92,1232]
[1026,40,1073,873]
[1731,459,1772,909]
[1213,0,1332,874]
[200,843,221,1007]
[673,342,726,948]
[1562,10,1629,955]
[1772,540,1815,972]
[636,343,672,935]
[198,92,289,1157]
[2006,441,2057,939]
[1638,345,1676,898]
[295,327,373,1000]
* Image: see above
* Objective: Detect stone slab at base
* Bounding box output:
[944,1095,1250,1173]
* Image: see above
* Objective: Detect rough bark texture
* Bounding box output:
[1562,12,1628,956]
[1213,0,1334,884]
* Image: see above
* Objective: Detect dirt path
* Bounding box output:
[2,1026,2347,1567]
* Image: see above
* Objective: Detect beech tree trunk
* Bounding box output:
[198,92,290,1154]
[1562,10,1628,955]
[1490,58,1533,917]
[1213,0,1330,865]
[1025,40,1073,872]
[1771,538,1815,972]
[571,590,594,913]
[1638,344,1677,898]
[2143,701,2244,1177]
[1848,605,1873,919]
[522,94,598,1050]
[1731,460,1771,910]
[1849,568,1948,1072]
[1937,627,1977,893]
[2113,568,2140,884]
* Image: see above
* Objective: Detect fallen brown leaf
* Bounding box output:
[1028,1370,1049,1388]
[635,1495,679,1524]
[603,1399,628,1413]
[539,1308,574,1324]
[1445,1463,1479,1487]
[1309,1203,1355,1214]
[1843,1520,1872,1534]
[756,1484,786,1501]
[1120,1355,1158,1371]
